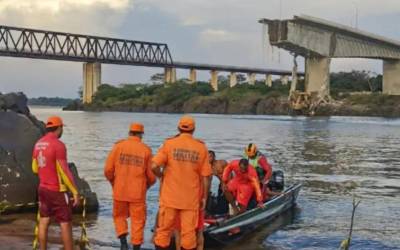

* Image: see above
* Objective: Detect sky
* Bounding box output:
[0,0,399,98]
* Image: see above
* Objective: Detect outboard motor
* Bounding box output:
[268,170,284,192]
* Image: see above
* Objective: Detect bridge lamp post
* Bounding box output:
[352,1,359,29]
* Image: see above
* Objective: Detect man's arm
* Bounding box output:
[152,143,168,179]
[222,162,233,184]
[201,176,212,210]
[250,177,264,206]
[259,156,272,182]
[146,151,156,187]
[32,147,39,174]
[104,145,118,185]
[32,159,39,174]
[56,143,80,207]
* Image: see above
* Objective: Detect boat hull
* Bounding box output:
[204,183,302,247]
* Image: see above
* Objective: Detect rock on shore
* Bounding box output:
[0,92,98,213]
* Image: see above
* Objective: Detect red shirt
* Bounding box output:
[222,159,263,202]
[32,132,78,195]
[222,160,259,184]
[258,155,273,182]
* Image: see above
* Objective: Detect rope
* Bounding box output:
[79,196,92,250]
[32,205,40,250]
[32,196,92,250]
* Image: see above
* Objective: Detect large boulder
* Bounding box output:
[0,92,98,213]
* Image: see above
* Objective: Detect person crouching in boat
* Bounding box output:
[244,143,273,200]
[222,159,264,215]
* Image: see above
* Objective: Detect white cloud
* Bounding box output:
[1,0,398,97]
[0,0,133,35]
[0,0,130,13]
[200,29,239,43]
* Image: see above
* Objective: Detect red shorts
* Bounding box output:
[38,187,72,223]
[227,178,254,207]
[175,209,205,231]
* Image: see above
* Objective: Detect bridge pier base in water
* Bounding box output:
[305,57,331,98]
[83,62,101,104]
[383,60,400,95]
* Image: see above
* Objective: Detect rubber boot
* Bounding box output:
[119,234,129,250]
[133,244,141,250]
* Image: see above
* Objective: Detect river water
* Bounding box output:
[29,107,400,250]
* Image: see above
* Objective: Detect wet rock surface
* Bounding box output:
[0,92,98,213]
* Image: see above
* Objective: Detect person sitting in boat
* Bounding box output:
[222,159,264,215]
[209,150,228,182]
[207,150,229,215]
[244,143,273,198]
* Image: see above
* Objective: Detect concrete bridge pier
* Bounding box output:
[230,72,237,87]
[265,74,272,87]
[248,73,256,85]
[305,57,331,97]
[383,60,400,95]
[210,70,218,91]
[164,67,177,83]
[189,68,197,83]
[83,62,101,104]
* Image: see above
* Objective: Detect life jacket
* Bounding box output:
[244,151,265,180]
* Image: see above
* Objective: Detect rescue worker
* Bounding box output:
[104,123,156,250]
[152,115,212,250]
[244,143,273,196]
[32,116,80,250]
[222,159,263,215]
[173,175,208,250]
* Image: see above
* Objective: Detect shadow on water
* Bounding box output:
[217,207,300,250]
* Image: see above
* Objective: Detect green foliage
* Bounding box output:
[28,97,76,106]
[331,71,382,97]
[88,70,389,114]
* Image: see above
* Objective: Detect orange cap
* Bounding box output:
[46,116,64,128]
[130,123,144,133]
[178,115,195,131]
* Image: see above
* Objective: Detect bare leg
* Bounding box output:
[60,222,74,250]
[196,230,204,250]
[38,217,50,250]
[238,204,247,214]
[174,230,181,250]
[223,190,239,215]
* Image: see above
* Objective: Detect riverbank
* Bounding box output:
[64,81,400,117]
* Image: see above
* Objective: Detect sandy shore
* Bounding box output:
[0,213,81,250]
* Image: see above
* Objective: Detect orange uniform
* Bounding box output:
[153,131,212,249]
[104,132,156,245]
[222,160,262,208]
